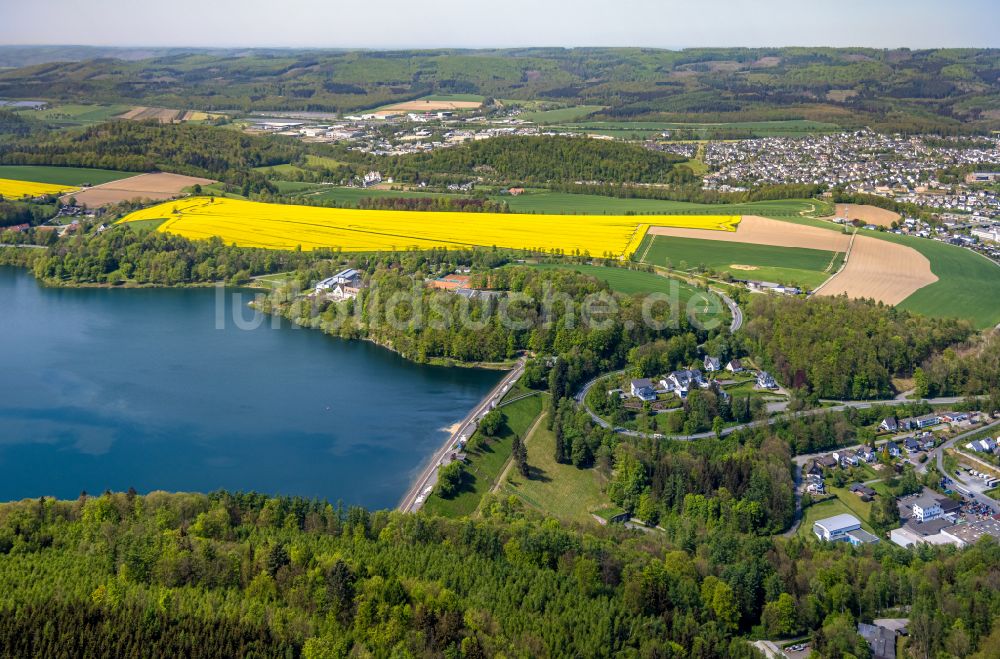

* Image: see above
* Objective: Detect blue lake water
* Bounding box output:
[0,266,500,508]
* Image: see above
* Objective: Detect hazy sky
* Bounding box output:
[1,0,996,49]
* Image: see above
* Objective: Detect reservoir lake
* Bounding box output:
[0,266,500,508]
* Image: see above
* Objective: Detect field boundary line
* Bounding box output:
[812,228,856,295]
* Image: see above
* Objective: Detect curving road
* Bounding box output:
[398,357,526,513]
[575,374,982,442]
[922,419,1000,514]
[712,288,743,333]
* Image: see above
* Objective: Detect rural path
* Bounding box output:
[397,356,526,513]
[490,412,547,495]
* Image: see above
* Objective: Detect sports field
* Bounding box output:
[0,165,133,187]
[637,234,842,289]
[118,197,738,256]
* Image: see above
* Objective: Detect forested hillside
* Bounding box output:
[0,121,303,192]
[0,48,997,131]
[388,136,687,184]
[0,490,997,658]
[742,296,973,399]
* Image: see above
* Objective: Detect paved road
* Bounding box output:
[712,288,743,333]
[923,419,1000,514]
[575,374,982,442]
[397,357,526,513]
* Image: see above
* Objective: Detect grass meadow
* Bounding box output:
[870,232,1000,329]
[497,415,608,525]
[638,234,842,289]
[422,388,545,518]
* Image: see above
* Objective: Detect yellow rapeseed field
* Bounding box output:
[0,178,76,199]
[119,197,740,257]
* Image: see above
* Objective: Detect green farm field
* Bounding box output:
[15,103,131,127]
[559,119,841,138]
[298,186,463,204]
[0,165,134,186]
[869,232,1000,329]
[497,415,608,525]
[422,389,544,518]
[637,234,843,289]
[529,262,730,327]
[493,191,829,218]
[519,105,605,123]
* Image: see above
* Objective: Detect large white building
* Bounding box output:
[814,514,861,542]
[910,494,943,522]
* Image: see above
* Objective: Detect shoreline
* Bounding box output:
[397,356,527,513]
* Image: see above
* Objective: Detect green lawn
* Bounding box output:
[0,165,135,186]
[494,192,824,218]
[422,390,544,518]
[519,105,605,124]
[798,497,877,538]
[868,232,1000,329]
[527,262,730,329]
[498,415,608,525]
[638,234,841,289]
[828,486,874,525]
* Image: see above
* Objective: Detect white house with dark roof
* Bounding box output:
[704,356,721,372]
[630,378,657,402]
[755,371,777,389]
[725,359,744,373]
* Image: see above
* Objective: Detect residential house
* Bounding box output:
[755,371,777,389]
[858,623,898,659]
[805,460,825,477]
[725,359,744,373]
[884,442,902,458]
[850,483,877,498]
[660,369,707,399]
[903,437,921,453]
[879,417,899,433]
[914,414,940,429]
[703,356,721,372]
[630,378,657,402]
[857,445,877,463]
[834,449,860,467]
[819,454,839,469]
[966,437,997,453]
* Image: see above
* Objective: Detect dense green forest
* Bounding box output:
[0,47,998,132]
[388,136,687,185]
[918,330,1000,400]
[0,489,997,658]
[742,296,973,399]
[0,121,304,194]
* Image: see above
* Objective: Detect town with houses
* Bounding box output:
[243,107,1000,266]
